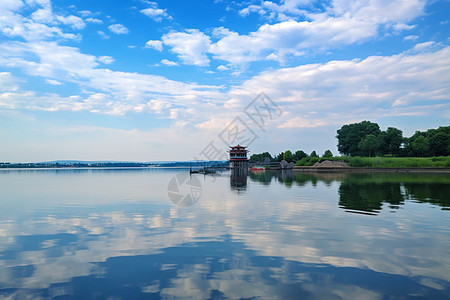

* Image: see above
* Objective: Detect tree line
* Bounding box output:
[250,149,334,166]
[337,121,450,157]
[250,122,449,164]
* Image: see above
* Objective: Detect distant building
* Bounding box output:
[229,145,248,189]
[228,145,249,169]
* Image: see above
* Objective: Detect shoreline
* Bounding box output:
[290,166,450,173]
[2,165,450,173]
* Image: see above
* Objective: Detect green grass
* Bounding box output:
[321,156,450,168]
[294,157,319,166]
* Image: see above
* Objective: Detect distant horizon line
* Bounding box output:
[0,159,229,164]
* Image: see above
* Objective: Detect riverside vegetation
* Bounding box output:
[250,121,450,168]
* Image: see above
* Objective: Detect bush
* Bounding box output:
[295,154,450,168]
[348,156,365,167]
[308,157,319,166]
[295,158,308,166]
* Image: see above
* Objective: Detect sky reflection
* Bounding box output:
[0,169,449,299]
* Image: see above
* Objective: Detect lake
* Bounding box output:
[0,168,449,299]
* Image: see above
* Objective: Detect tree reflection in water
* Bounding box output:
[248,170,450,214]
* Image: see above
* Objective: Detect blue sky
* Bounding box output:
[0,0,449,162]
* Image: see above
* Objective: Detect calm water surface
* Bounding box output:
[0,168,449,299]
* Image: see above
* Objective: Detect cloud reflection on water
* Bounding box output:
[0,169,449,298]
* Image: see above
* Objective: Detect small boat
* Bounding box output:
[250,166,265,172]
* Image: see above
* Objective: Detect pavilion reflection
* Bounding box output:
[230,167,248,191]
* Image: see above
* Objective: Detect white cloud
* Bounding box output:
[0,0,24,11]
[145,40,163,51]
[97,30,109,39]
[140,1,171,22]
[393,23,416,31]
[0,0,447,145]
[45,78,62,85]
[410,41,435,52]
[217,65,229,71]
[56,15,86,30]
[161,59,178,66]
[147,99,171,113]
[141,8,163,17]
[278,117,326,128]
[78,10,93,17]
[163,0,427,68]
[108,24,129,34]
[0,72,19,92]
[0,2,81,41]
[229,46,450,128]
[403,35,419,41]
[239,5,263,17]
[0,40,225,117]
[1,1,448,131]
[140,8,171,22]
[162,29,211,66]
[1,1,87,42]
[31,8,54,23]
[97,56,114,64]
[85,17,102,24]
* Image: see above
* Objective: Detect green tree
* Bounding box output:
[294,150,307,161]
[283,150,293,162]
[249,152,272,162]
[429,131,450,156]
[322,150,333,158]
[274,152,284,162]
[405,126,450,157]
[262,152,273,161]
[310,151,318,157]
[379,127,403,156]
[249,154,259,162]
[405,131,424,157]
[358,134,379,157]
[337,121,381,156]
[411,135,429,157]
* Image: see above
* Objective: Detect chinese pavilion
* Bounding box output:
[228,145,249,169]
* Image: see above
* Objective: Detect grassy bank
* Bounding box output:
[321,156,450,168]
